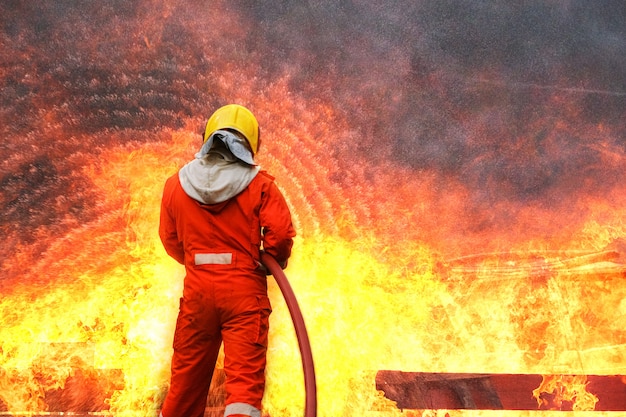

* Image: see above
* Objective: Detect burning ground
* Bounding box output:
[1,1,625,416]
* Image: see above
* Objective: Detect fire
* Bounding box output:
[532,374,598,411]
[2,1,625,416]
[0,134,188,414]
[0,106,443,415]
[2,95,624,416]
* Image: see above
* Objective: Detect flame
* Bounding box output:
[0,132,189,414]
[532,374,599,411]
[3,95,624,416]
[2,1,626,416]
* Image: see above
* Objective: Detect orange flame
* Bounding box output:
[1,2,625,416]
[532,374,599,411]
[2,82,626,416]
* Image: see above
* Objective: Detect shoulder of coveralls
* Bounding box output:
[255,170,275,181]
[162,172,181,198]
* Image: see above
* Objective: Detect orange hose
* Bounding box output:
[261,252,317,417]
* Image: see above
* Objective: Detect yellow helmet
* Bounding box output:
[203,104,259,154]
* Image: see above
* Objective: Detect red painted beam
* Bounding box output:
[376,371,626,411]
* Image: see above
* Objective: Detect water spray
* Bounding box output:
[261,252,317,417]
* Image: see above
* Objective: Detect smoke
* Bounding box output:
[1,0,226,267]
[242,0,626,205]
[1,0,625,265]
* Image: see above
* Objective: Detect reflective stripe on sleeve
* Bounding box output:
[194,253,233,265]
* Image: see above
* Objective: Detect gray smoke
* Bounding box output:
[243,0,626,204]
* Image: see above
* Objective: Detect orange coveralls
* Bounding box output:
[159,170,295,417]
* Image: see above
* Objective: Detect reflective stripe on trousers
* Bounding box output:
[161,403,260,417]
[224,402,261,417]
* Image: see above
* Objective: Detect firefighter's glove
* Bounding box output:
[256,260,271,276]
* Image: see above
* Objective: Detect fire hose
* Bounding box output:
[261,252,317,417]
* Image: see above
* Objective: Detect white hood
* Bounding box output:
[179,138,260,205]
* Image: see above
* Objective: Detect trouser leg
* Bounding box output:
[161,295,222,417]
[221,294,271,416]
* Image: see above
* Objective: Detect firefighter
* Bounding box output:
[159,104,296,417]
